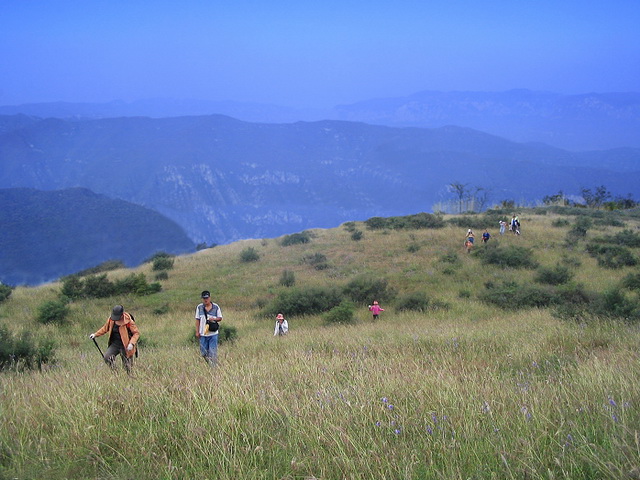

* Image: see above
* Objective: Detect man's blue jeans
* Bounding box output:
[199,334,218,365]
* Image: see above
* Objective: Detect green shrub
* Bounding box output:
[279,269,296,287]
[396,291,431,312]
[551,218,570,227]
[265,286,343,317]
[479,281,559,309]
[82,274,116,298]
[534,265,574,285]
[568,217,592,239]
[593,288,640,321]
[239,247,260,263]
[343,222,357,232]
[592,229,640,247]
[351,230,364,241]
[281,231,311,246]
[324,301,356,324]
[302,253,329,270]
[585,243,637,268]
[365,213,444,230]
[0,325,55,371]
[61,275,83,300]
[152,304,170,315]
[475,244,538,269]
[440,251,461,265]
[621,273,640,291]
[152,255,175,271]
[37,300,70,325]
[0,283,13,303]
[407,243,420,252]
[155,271,169,281]
[343,275,394,304]
[219,324,238,344]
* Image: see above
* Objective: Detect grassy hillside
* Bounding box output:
[1,207,640,479]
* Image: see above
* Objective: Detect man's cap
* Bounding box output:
[111,305,124,321]
[201,290,210,298]
[276,313,284,320]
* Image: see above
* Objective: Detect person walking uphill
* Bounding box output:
[90,305,139,374]
[274,313,289,336]
[195,290,223,366]
[368,301,384,320]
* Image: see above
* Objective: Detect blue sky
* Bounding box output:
[1,0,639,108]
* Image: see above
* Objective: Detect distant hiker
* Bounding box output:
[466,229,475,244]
[195,290,223,366]
[499,220,507,235]
[464,229,475,253]
[368,301,385,320]
[510,215,521,235]
[274,313,289,336]
[482,229,491,243]
[89,305,139,374]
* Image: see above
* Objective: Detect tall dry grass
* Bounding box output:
[2,209,640,479]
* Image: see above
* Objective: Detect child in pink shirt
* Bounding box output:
[368,300,384,320]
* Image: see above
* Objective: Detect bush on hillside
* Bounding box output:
[152,255,175,271]
[474,244,538,269]
[591,229,640,248]
[279,269,296,287]
[301,252,329,270]
[239,247,260,263]
[593,288,640,322]
[343,275,395,304]
[264,286,343,317]
[0,283,13,303]
[37,300,70,325]
[281,231,311,246]
[218,324,238,344]
[395,291,432,312]
[365,212,444,230]
[567,217,592,239]
[0,325,56,371]
[61,273,160,299]
[351,230,364,241]
[585,243,637,269]
[621,273,640,291]
[534,265,574,285]
[323,301,356,324]
[83,274,116,298]
[479,281,560,309]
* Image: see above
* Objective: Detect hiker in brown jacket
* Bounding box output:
[90,305,140,373]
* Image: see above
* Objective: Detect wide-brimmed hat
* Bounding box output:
[111,305,124,321]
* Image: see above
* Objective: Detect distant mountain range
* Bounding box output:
[1,113,639,252]
[2,89,639,150]
[0,188,194,285]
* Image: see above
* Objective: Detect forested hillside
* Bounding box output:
[0,188,195,285]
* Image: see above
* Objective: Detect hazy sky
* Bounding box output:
[1,0,639,108]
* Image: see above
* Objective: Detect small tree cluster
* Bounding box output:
[239,247,260,263]
[0,325,56,371]
[281,231,312,246]
[61,273,161,300]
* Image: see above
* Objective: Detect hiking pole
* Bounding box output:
[92,337,104,357]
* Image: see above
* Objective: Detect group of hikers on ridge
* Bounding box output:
[465,214,521,252]
[90,290,385,373]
